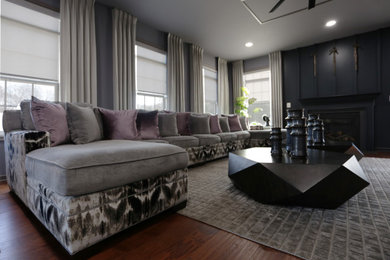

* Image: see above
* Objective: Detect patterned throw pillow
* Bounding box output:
[98,108,138,140]
[136,110,160,139]
[30,96,70,146]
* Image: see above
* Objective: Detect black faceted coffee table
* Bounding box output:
[228,148,369,209]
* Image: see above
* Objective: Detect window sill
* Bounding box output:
[0,131,4,141]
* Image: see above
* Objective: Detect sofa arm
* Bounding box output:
[4,130,50,204]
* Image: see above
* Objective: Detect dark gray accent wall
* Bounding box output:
[136,22,167,51]
[375,27,390,150]
[282,27,390,150]
[203,52,217,70]
[244,55,269,72]
[95,2,113,109]
[184,43,191,112]
[0,140,5,181]
[228,62,234,114]
[94,2,218,112]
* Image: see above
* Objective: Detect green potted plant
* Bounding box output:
[235,87,262,129]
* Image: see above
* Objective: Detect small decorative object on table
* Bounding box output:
[262,114,270,127]
[313,119,325,146]
[270,127,282,156]
[289,109,307,158]
[307,114,319,146]
[286,109,303,155]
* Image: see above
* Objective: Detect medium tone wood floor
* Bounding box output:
[0,182,298,260]
[1,151,389,259]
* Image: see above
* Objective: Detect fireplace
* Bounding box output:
[318,111,360,146]
[308,108,367,148]
[297,95,375,150]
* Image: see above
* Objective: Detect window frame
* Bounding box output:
[135,42,168,111]
[202,66,218,114]
[243,68,271,124]
[0,73,59,111]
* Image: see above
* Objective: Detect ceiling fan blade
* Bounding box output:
[269,0,286,13]
[308,0,316,9]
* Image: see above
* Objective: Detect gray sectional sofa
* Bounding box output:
[3,101,283,255]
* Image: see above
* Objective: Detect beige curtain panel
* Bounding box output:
[232,60,244,114]
[218,58,229,114]
[269,51,283,128]
[168,33,186,112]
[112,9,137,110]
[190,44,204,113]
[60,0,97,106]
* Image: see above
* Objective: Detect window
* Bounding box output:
[0,1,60,131]
[203,67,218,114]
[135,45,167,110]
[0,74,59,131]
[243,69,271,125]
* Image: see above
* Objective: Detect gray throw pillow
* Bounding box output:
[219,117,231,132]
[66,103,103,144]
[239,116,249,131]
[190,114,211,134]
[20,100,36,130]
[158,112,179,137]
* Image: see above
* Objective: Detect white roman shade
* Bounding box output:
[204,68,217,108]
[136,46,167,95]
[0,2,60,80]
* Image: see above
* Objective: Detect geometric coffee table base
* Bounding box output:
[228,148,370,209]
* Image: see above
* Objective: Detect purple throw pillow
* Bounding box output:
[177,112,191,135]
[30,96,70,146]
[210,115,222,134]
[99,108,138,140]
[228,115,243,132]
[136,110,160,139]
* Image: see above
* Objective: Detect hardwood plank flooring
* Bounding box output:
[1,151,389,259]
[0,183,298,260]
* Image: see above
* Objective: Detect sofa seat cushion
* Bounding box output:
[235,131,251,140]
[141,139,168,144]
[193,134,221,146]
[216,132,237,142]
[162,136,199,148]
[25,140,188,196]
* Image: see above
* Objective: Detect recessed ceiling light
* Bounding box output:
[325,20,337,27]
[245,42,254,48]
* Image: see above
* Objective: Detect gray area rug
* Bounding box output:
[178,157,390,260]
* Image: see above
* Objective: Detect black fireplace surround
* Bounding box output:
[298,95,375,150]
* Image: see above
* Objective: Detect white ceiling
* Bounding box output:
[98,0,390,61]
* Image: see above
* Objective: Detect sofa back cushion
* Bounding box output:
[66,103,103,144]
[176,112,191,135]
[158,112,179,137]
[136,110,160,139]
[99,108,138,140]
[30,96,70,146]
[228,115,243,132]
[219,117,230,132]
[190,114,210,134]
[209,115,222,134]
